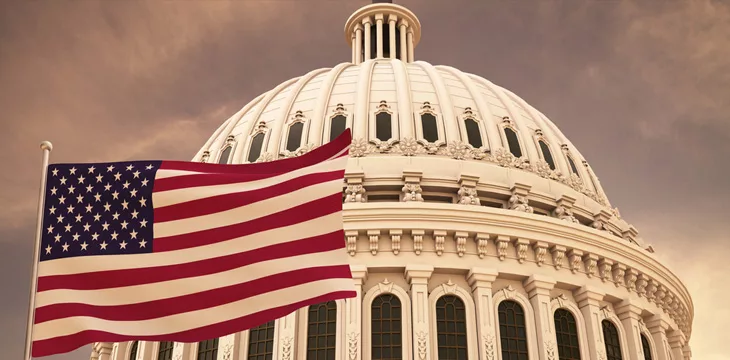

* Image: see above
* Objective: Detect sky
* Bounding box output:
[0,0,728,359]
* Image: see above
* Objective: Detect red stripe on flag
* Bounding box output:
[153,170,344,223]
[36,230,345,292]
[31,290,356,358]
[35,264,352,323]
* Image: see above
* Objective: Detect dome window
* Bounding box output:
[197,338,218,359]
[217,146,232,164]
[641,334,653,360]
[286,122,304,152]
[464,119,482,148]
[375,101,393,142]
[503,127,522,157]
[128,341,138,360]
[601,320,624,360]
[157,341,174,360]
[330,115,347,141]
[554,309,581,359]
[498,300,529,358]
[435,295,468,360]
[567,155,580,177]
[538,140,556,170]
[307,301,338,360]
[420,104,439,143]
[247,133,265,163]
[247,321,275,359]
[371,294,403,360]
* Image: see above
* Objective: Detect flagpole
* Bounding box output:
[24,141,53,360]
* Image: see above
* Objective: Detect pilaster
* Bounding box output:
[467,268,499,360]
[94,342,113,360]
[347,265,369,360]
[524,275,557,360]
[171,342,189,360]
[615,300,645,360]
[217,333,239,360]
[135,341,154,360]
[276,312,295,360]
[405,264,434,360]
[646,315,672,360]
[574,286,605,360]
[667,331,686,360]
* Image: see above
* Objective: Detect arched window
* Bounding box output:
[498,300,528,359]
[538,140,556,170]
[421,113,439,143]
[330,115,347,141]
[197,338,218,360]
[554,309,581,360]
[247,133,265,163]
[372,294,403,360]
[248,320,275,360]
[157,341,174,360]
[504,128,522,157]
[641,334,653,360]
[375,112,392,142]
[464,119,482,148]
[567,155,580,177]
[435,295,468,360]
[286,122,304,152]
[218,146,232,164]
[307,301,337,360]
[602,320,623,360]
[128,341,138,360]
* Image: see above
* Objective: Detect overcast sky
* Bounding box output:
[1,0,728,359]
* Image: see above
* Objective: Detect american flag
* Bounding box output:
[31,130,356,357]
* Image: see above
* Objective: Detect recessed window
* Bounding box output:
[372,294,403,360]
[421,113,439,142]
[286,122,304,152]
[567,155,580,176]
[330,115,347,141]
[157,341,174,360]
[376,112,392,141]
[128,341,138,360]
[504,128,522,157]
[464,118,482,148]
[602,320,623,360]
[218,146,232,164]
[554,309,581,360]
[248,321,275,360]
[640,334,653,360]
[436,295,468,360]
[197,338,218,360]
[307,301,337,360]
[538,140,556,170]
[247,133,265,163]
[498,300,528,359]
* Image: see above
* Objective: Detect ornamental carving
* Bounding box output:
[552,293,569,308]
[458,186,480,205]
[347,332,359,360]
[508,194,533,213]
[200,151,210,163]
[544,334,558,360]
[255,152,275,163]
[455,234,467,257]
[369,232,379,255]
[378,278,394,293]
[412,231,424,255]
[551,246,566,270]
[398,137,421,156]
[349,138,369,157]
[281,143,317,158]
[483,333,496,360]
[172,342,182,360]
[533,242,548,266]
[370,138,400,153]
[442,279,458,294]
[501,285,517,300]
[492,148,530,169]
[496,237,509,260]
[402,183,424,202]
[346,233,357,256]
[475,234,489,258]
[344,184,366,203]
[281,336,293,360]
[553,205,579,223]
[416,331,427,359]
[626,269,638,292]
[221,343,234,360]
[434,231,446,256]
[390,231,402,255]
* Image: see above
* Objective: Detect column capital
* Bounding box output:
[467,267,498,290]
[574,286,604,307]
[405,264,434,284]
[350,265,369,283]
[523,274,556,298]
[667,331,686,347]
[374,13,385,22]
[646,314,670,333]
[615,299,643,321]
[388,14,398,23]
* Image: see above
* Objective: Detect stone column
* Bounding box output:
[347,265,369,360]
[574,286,605,360]
[405,264,434,360]
[524,275,557,360]
[276,312,296,360]
[615,300,645,360]
[135,342,154,360]
[646,316,672,360]
[467,268,499,360]
[388,16,397,59]
[667,332,686,360]
[398,21,408,61]
[406,29,414,62]
[355,24,363,64]
[172,342,190,360]
[363,18,372,61]
[375,14,384,59]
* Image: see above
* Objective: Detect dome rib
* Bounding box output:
[390,59,415,139]
[353,60,378,139]
[413,61,459,143]
[309,63,355,144]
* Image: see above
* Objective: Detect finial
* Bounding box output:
[40,141,53,152]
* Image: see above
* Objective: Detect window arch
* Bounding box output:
[435,295,468,360]
[157,341,174,360]
[641,334,653,360]
[498,300,529,359]
[601,320,623,360]
[330,115,347,141]
[421,113,439,143]
[464,118,482,148]
[538,140,556,170]
[504,127,522,157]
[554,309,581,360]
[248,321,275,360]
[566,155,580,177]
[218,146,232,164]
[375,112,393,142]
[307,301,338,360]
[197,338,218,360]
[247,133,265,163]
[128,341,138,360]
[371,294,403,360]
[286,122,304,152]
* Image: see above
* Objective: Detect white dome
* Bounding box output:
[95,3,693,360]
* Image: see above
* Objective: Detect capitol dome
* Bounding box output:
[93,2,693,360]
